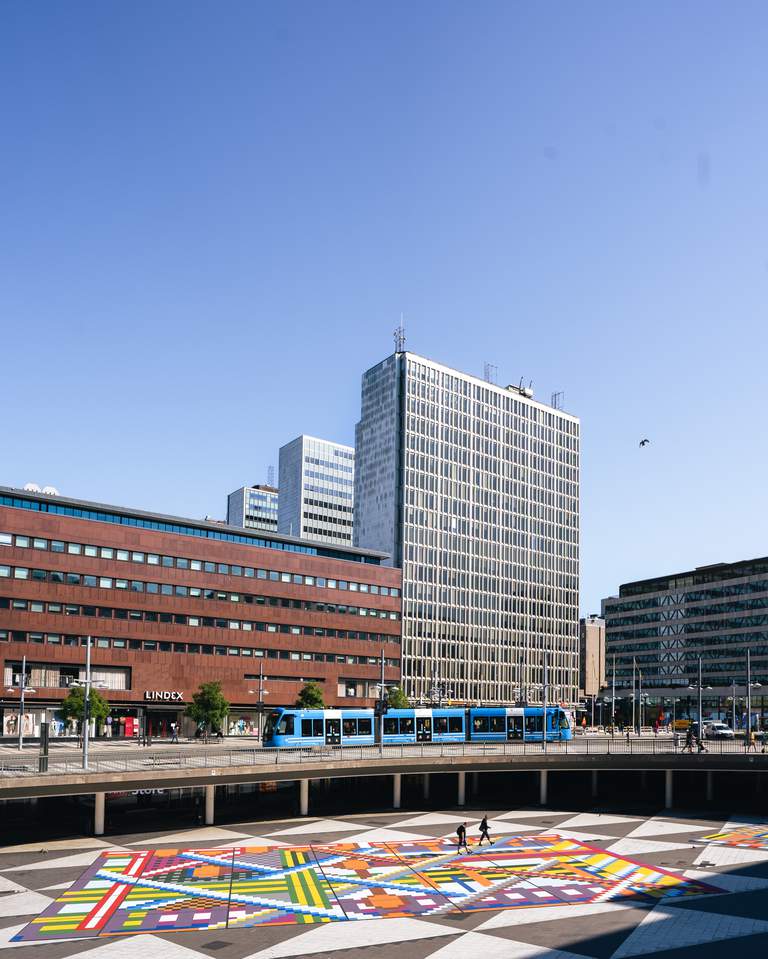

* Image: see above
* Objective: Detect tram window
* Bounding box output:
[301,719,314,737]
[559,712,571,730]
[383,717,398,735]
[399,717,414,734]
[276,714,294,736]
[449,717,464,733]
[490,715,505,733]
[473,716,490,733]
[358,718,372,735]
[312,719,324,736]
[508,716,524,738]
[434,717,448,734]
[343,719,357,737]
[525,715,543,733]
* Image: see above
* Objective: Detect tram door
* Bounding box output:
[416,717,432,743]
[507,715,524,741]
[325,718,341,745]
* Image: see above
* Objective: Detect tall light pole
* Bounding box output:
[612,654,616,737]
[746,648,762,741]
[247,661,269,739]
[6,655,36,751]
[631,657,636,735]
[70,636,108,770]
[732,678,737,731]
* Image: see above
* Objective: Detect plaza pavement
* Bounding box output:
[2,804,768,958]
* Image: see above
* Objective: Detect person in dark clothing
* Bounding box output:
[456,822,470,854]
[685,728,694,753]
[478,815,492,846]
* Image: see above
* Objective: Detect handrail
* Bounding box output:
[0,735,762,779]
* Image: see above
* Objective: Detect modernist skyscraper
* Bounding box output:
[355,351,580,705]
[278,435,355,546]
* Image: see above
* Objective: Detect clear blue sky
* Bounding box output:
[3,2,768,615]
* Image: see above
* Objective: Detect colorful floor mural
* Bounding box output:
[12,833,720,943]
[702,825,768,849]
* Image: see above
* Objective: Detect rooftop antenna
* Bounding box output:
[267,465,275,487]
[393,315,406,353]
[483,361,498,385]
[551,391,564,410]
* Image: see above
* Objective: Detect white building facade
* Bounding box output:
[278,435,355,546]
[226,485,279,532]
[354,351,580,706]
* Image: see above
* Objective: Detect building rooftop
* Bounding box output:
[0,486,386,564]
[616,556,768,598]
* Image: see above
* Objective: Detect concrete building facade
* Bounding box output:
[354,351,580,706]
[278,436,355,546]
[579,615,606,699]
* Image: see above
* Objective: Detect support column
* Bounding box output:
[94,792,105,836]
[422,773,430,801]
[591,770,598,799]
[664,769,673,809]
[539,770,548,806]
[706,770,714,802]
[393,773,402,809]
[457,771,466,807]
[471,772,479,795]
[299,779,309,817]
[204,784,215,825]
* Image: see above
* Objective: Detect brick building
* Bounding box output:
[0,487,401,740]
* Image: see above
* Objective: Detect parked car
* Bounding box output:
[703,721,735,739]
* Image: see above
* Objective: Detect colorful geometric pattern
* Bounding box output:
[12,833,720,943]
[701,826,768,850]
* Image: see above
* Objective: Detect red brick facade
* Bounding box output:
[0,496,401,738]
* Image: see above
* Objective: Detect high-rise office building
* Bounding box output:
[355,351,580,705]
[278,436,355,546]
[227,485,279,532]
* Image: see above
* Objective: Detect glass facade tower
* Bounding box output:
[278,436,355,546]
[354,351,580,705]
[227,485,279,532]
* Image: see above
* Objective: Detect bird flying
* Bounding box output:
[639,438,650,447]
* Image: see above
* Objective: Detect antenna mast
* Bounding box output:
[393,316,406,353]
[483,361,498,384]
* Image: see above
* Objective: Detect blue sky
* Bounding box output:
[2,2,768,614]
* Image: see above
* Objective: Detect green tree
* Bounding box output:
[186,681,230,738]
[60,686,110,728]
[295,681,325,709]
[387,686,409,709]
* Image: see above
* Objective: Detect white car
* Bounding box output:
[704,722,735,739]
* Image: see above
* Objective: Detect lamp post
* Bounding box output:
[687,655,712,740]
[6,654,36,751]
[631,657,636,735]
[69,636,108,770]
[611,654,616,737]
[746,649,762,742]
[247,661,269,739]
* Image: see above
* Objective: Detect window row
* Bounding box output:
[0,532,399,597]
[0,597,400,644]
[0,564,399,620]
[0,630,400,667]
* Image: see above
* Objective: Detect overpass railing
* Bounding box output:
[0,736,764,778]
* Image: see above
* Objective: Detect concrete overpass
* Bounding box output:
[3,739,767,835]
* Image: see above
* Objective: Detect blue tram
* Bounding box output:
[262,705,572,748]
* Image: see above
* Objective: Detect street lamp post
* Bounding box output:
[631,657,636,735]
[70,636,108,770]
[611,654,616,737]
[746,648,762,741]
[247,662,269,739]
[5,654,36,751]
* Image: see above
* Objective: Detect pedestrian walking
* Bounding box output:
[456,822,470,854]
[478,815,492,846]
[696,736,707,753]
[685,728,694,753]
[170,722,179,744]
[748,730,758,752]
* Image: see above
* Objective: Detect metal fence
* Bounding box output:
[1,735,765,779]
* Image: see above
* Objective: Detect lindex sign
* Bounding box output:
[144,691,184,702]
